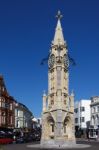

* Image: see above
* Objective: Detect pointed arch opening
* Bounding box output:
[47,115,55,138]
[47,116,55,133]
[64,116,71,134]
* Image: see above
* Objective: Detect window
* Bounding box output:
[92,107,95,113]
[10,115,13,124]
[80,117,85,122]
[97,106,99,112]
[2,102,5,108]
[96,115,98,125]
[17,120,20,128]
[75,118,78,123]
[2,112,5,124]
[5,103,9,108]
[98,116,99,125]
[74,108,78,113]
[93,107,96,113]
[80,107,85,111]
[18,110,20,117]
[51,123,54,132]
[10,103,13,110]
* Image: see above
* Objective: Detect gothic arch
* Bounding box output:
[47,115,54,124]
[45,114,55,138]
[64,116,71,125]
[63,116,72,135]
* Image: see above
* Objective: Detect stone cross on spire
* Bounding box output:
[53,10,65,45]
[56,10,63,20]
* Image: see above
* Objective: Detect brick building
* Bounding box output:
[0,75,15,129]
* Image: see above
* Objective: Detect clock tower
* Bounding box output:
[41,11,75,147]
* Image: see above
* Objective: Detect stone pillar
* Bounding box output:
[70,91,74,113]
[43,91,47,112]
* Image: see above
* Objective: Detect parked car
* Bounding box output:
[15,136,24,143]
[0,138,13,144]
[0,131,13,144]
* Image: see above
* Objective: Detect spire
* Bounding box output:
[53,11,65,45]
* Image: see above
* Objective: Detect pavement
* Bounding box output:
[1,140,99,150]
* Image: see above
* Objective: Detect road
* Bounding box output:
[1,140,99,150]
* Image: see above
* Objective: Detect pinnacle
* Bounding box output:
[53,11,65,45]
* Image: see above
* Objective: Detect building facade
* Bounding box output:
[0,75,15,129]
[15,102,33,131]
[90,96,99,129]
[41,11,75,147]
[74,100,91,132]
[0,75,33,132]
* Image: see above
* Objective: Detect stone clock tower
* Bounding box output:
[41,11,75,147]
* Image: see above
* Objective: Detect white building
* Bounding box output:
[32,118,42,128]
[74,100,91,131]
[15,102,33,130]
[90,96,99,129]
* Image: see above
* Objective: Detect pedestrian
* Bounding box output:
[86,129,90,141]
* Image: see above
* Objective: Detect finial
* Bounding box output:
[43,90,46,96]
[56,10,63,20]
[71,90,75,96]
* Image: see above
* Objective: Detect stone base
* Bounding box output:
[27,138,90,149]
[41,139,76,148]
[27,143,90,149]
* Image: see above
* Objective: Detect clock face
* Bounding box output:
[48,54,55,68]
[63,54,69,70]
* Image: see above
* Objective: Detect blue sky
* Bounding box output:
[0,0,99,117]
